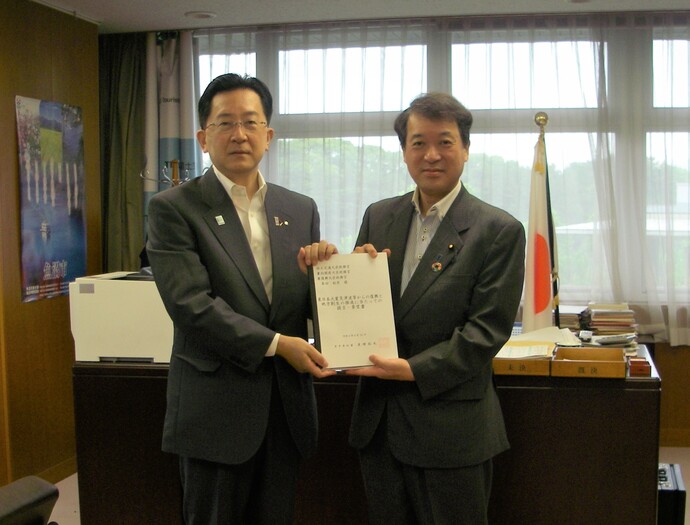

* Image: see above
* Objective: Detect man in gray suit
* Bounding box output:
[348,93,526,524]
[146,74,335,524]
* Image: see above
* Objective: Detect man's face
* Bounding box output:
[402,113,469,206]
[196,88,274,184]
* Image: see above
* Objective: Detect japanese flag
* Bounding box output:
[523,133,557,332]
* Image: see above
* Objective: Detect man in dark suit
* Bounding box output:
[146,74,335,524]
[347,93,526,524]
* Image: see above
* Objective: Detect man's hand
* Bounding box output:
[276,335,335,379]
[346,355,415,381]
[298,240,338,274]
[353,243,391,258]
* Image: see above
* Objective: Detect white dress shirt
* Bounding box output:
[214,167,280,356]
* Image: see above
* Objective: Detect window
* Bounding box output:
[653,38,689,108]
[450,26,605,301]
[193,13,690,344]
[647,132,690,290]
[648,28,690,312]
[270,24,427,246]
[197,31,256,173]
[465,132,597,293]
[280,45,426,113]
[452,40,601,109]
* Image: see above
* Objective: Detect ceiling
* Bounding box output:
[31,0,690,34]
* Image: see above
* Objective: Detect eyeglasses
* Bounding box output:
[204,120,268,133]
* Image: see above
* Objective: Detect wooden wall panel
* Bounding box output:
[0,7,12,484]
[0,0,101,484]
[656,343,690,446]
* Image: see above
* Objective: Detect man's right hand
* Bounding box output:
[297,240,338,274]
[276,335,335,379]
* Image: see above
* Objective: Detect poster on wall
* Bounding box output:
[15,96,87,302]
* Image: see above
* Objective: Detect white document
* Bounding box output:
[495,344,553,359]
[309,253,398,369]
[511,326,582,346]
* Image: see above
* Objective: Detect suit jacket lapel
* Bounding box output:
[199,172,270,311]
[263,190,297,322]
[396,190,470,321]
[385,202,415,308]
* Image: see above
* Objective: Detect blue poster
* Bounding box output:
[15,96,87,302]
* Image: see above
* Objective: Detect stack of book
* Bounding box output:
[558,305,586,332]
[581,302,638,335]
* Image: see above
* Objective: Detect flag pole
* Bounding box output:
[534,111,560,328]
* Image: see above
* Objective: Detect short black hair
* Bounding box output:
[198,73,273,128]
[394,93,472,149]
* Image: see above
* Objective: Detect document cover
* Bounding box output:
[308,253,398,369]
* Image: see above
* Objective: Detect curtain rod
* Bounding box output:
[191,10,690,36]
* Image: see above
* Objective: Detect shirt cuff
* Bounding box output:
[266,333,280,357]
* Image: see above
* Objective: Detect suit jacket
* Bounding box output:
[349,186,526,468]
[146,171,320,465]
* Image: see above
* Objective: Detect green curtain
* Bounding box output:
[99,33,146,271]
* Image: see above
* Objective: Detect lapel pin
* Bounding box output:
[448,244,455,250]
[274,217,289,226]
[432,254,443,272]
[215,215,225,226]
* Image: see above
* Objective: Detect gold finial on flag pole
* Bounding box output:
[534,111,548,136]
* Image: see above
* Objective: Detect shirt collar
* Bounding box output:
[410,180,463,219]
[213,166,267,202]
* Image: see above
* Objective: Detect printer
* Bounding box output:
[69,271,173,363]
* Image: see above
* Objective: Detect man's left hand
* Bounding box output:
[346,355,415,381]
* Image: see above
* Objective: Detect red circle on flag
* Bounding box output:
[534,234,551,313]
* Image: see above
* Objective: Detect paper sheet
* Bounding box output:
[309,253,398,369]
[495,344,553,359]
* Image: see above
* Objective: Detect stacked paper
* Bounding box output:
[582,302,638,335]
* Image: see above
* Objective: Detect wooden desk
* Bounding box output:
[73,349,660,525]
[72,364,182,525]
[490,353,661,525]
